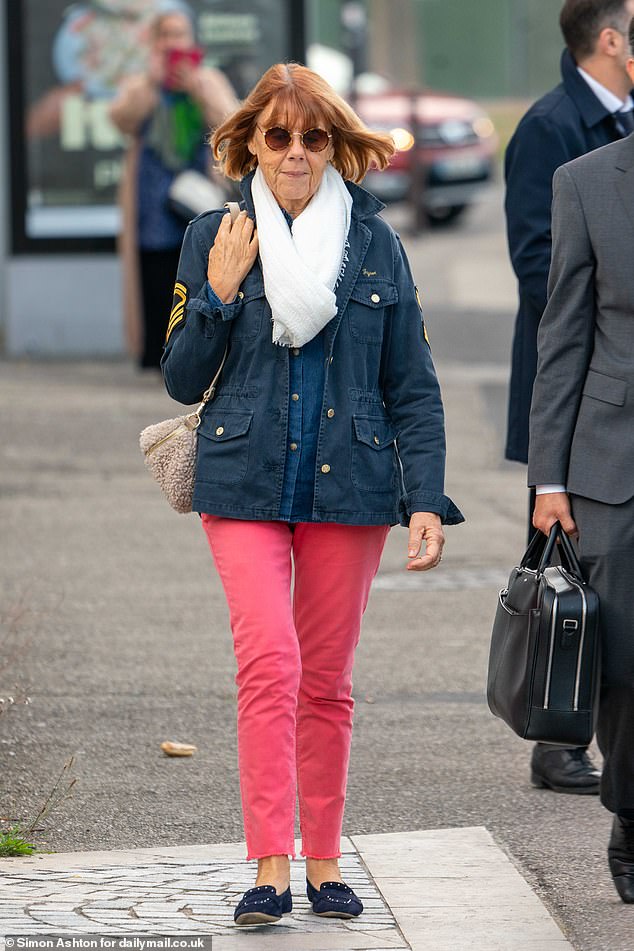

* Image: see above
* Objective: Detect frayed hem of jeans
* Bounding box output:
[246,850,297,861]
[300,850,343,859]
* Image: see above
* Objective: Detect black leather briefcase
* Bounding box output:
[487,523,600,746]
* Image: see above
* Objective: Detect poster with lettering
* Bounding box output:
[17,0,291,243]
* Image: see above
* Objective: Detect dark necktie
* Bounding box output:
[612,109,634,137]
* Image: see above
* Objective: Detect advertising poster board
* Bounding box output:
[7,0,301,252]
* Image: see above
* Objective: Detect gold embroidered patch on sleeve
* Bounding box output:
[415,286,430,346]
[165,282,188,343]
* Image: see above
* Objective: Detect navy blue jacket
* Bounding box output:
[504,50,630,463]
[161,173,463,527]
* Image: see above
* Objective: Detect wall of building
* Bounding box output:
[315,0,564,99]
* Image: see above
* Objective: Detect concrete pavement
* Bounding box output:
[0,830,573,949]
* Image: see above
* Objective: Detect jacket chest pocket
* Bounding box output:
[348,279,398,344]
[351,414,398,492]
[197,409,253,484]
[232,274,266,340]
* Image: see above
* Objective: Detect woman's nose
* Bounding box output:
[287,134,306,158]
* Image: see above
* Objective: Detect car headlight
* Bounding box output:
[390,127,415,151]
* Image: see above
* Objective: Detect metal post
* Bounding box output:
[408,90,428,233]
[341,1,367,107]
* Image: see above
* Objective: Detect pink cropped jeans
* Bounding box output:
[202,516,389,860]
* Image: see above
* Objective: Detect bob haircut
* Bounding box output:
[212,63,396,184]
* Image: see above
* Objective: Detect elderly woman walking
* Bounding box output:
[161,62,463,926]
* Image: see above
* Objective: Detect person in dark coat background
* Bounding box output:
[504,0,634,795]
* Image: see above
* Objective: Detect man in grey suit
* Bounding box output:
[528,22,634,903]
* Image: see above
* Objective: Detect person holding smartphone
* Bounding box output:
[109,3,237,370]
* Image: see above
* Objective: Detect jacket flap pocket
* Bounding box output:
[199,409,253,442]
[582,370,627,406]
[353,414,397,449]
[349,279,399,308]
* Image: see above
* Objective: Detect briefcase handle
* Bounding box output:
[520,522,585,582]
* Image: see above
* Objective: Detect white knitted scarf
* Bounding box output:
[251,164,353,347]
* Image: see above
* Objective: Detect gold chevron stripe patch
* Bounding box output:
[415,286,430,346]
[165,282,188,343]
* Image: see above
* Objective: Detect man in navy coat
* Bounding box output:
[505,0,634,794]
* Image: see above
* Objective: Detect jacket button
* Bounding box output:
[292,393,300,401]
[290,442,298,451]
[292,348,300,356]
[373,435,380,445]
[327,408,335,418]
[371,293,381,303]
[238,291,244,299]
[216,426,224,436]
[321,464,331,474]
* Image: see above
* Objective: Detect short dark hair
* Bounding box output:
[560,0,631,60]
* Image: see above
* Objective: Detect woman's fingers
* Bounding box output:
[207,212,258,302]
[406,512,444,571]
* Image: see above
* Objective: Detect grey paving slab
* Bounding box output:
[0,829,574,950]
[352,828,574,951]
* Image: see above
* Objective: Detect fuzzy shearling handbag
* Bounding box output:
[139,346,228,513]
[487,522,601,746]
[139,201,239,513]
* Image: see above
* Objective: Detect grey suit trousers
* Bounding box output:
[571,493,634,813]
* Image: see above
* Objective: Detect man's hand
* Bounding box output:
[532,491,577,536]
[407,511,444,571]
[207,211,259,303]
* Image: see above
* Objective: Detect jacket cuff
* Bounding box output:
[187,281,244,322]
[399,491,465,526]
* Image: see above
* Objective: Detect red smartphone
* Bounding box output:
[164,47,204,89]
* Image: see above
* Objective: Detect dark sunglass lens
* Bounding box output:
[264,127,291,150]
[303,128,329,151]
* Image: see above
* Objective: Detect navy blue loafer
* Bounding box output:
[234,884,292,925]
[306,878,363,918]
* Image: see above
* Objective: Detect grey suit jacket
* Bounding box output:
[528,135,634,504]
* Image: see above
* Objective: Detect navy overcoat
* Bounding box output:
[504,49,630,463]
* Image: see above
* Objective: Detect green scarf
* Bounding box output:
[146,94,205,172]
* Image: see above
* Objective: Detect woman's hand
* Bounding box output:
[532,492,577,537]
[207,211,259,303]
[407,511,444,571]
[170,61,202,96]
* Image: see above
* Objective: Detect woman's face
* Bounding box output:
[248,102,334,218]
[153,13,193,54]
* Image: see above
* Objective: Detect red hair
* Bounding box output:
[212,63,395,183]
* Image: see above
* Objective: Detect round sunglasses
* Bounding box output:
[257,125,332,153]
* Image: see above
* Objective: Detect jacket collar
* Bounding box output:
[238,170,385,221]
[613,131,634,171]
[560,48,631,129]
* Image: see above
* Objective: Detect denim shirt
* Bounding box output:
[163,173,463,528]
[205,209,326,521]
